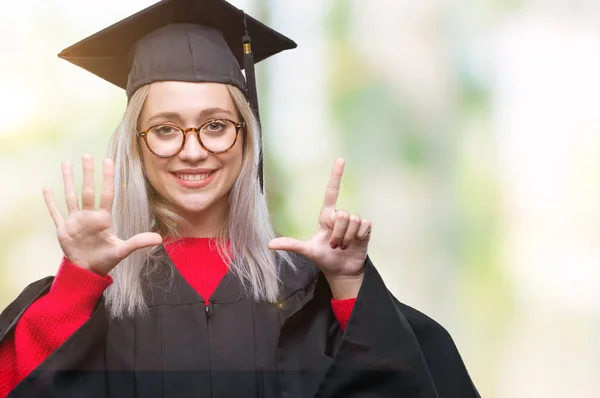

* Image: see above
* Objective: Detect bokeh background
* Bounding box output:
[1,0,600,396]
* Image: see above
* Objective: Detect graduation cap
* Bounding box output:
[58,0,297,192]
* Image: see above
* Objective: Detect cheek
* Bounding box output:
[227,141,245,182]
[140,148,167,189]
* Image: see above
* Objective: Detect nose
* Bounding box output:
[178,129,209,162]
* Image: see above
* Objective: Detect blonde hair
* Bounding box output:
[104,83,295,319]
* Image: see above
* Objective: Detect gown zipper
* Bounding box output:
[205,301,213,397]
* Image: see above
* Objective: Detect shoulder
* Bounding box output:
[393,298,457,347]
[13,276,55,301]
[360,256,456,346]
[0,276,55,336]
[394,298,475,375]
[395,300,480,396]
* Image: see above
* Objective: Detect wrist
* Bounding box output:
[50,258,113,311]
[324,272,364,300]
[67,257,110,277]
[81,264,109,277]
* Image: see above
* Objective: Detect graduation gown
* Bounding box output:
[0,250,480,398]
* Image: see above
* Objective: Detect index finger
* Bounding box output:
[322,158,345,210]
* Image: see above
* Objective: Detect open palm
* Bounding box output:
[43,154,162,276]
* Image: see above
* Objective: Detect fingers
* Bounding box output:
[341,214,361,249]
[99,158,115,212]
[356,219,372,241]
[123,232,163,256]
[329,211,372,249]
[42,188,64,227]
[321,158,345,211]
[62,160,79,214]
[268,237,311,257]
[81,154,95,210]
[329,210,350,249]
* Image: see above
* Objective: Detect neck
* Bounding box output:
[175,201,228,238]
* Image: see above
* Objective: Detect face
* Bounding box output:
[138,81,244,227]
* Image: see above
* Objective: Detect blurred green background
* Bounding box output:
[1,0,600,396]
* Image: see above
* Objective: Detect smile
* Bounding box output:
[176,173,213,181]
[171,170,217,188]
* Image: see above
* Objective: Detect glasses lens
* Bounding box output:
[146,125,184,157]
[145,120,239,157]
[200,120,238,152]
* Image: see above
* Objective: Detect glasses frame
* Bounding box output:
[137,118,246,158]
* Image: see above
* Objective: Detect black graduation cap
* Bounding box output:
[58,0,297,192]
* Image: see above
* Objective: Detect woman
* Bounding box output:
[0,0,480,397]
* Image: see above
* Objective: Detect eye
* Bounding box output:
[153,125,178,136]
[206,120,226,131]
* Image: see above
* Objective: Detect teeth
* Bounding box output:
[177,173,211,181]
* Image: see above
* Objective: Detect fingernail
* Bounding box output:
[340,244,347,250]
[330,243,338,249]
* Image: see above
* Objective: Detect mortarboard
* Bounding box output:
[58,0,297,192]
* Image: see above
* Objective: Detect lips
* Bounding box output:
[172,168,216,174]
[170,169,217,188]
[176,172,213,181]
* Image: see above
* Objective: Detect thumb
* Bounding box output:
[124,232,164,255]
[268,237,311,257]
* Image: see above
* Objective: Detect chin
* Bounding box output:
[177,200,213,214]
[176,192,225,214]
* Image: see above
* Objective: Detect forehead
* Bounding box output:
[141,81,237,119]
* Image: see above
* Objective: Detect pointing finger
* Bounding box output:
[321,158,345,211]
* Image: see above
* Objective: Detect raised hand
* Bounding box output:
[268,158,371,298]
[43,154,163,276]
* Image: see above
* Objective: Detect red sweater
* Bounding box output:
[0,238,356,397]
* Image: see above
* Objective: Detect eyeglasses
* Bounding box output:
[137,118,245,158]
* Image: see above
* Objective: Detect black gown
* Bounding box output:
[0,249,480,398]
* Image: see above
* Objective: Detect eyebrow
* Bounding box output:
[146,107,236,125]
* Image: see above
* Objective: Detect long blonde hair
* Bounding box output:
[104,83,295,319]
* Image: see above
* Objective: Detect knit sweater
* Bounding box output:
[0,238,356,397]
